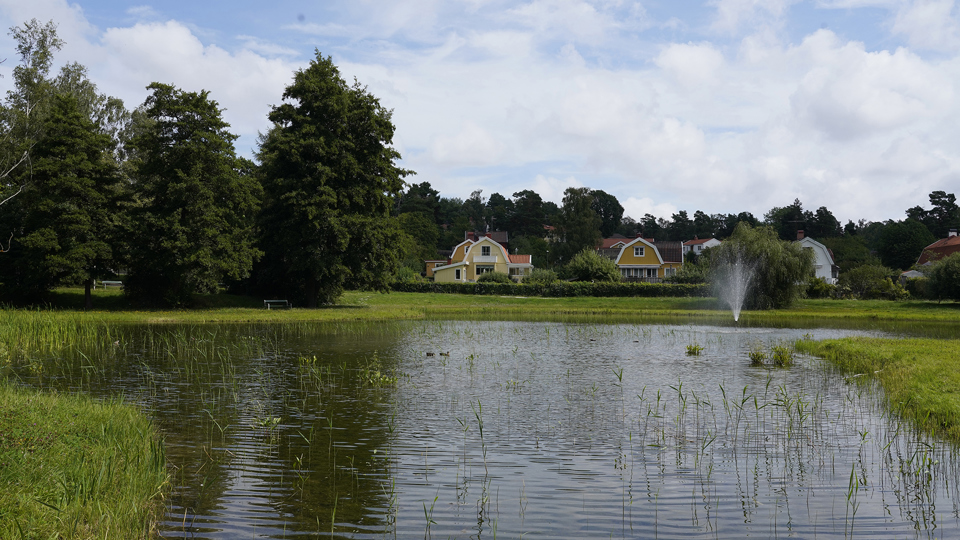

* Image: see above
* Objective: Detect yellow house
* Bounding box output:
[614,237,683,280]
[433,237,533,282]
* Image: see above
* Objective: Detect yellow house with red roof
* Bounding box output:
[432,237,534,282]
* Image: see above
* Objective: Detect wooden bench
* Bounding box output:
[263,299,291,310]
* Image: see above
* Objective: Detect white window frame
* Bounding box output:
[634,246,644,257]
[455,269,462,280]
[481,246,491,256]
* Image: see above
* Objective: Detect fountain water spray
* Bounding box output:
[716,250,757,322]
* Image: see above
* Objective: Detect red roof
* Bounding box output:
[508,254,531,264]
[918,235,960,265]
[683,237,715,246]
[599,238,628,249]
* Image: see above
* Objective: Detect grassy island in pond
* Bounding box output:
[0,383,167,539]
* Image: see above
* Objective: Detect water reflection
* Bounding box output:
[11,321,960,538]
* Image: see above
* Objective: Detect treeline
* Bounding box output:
[397,179,957,276]
[0,20,406,307]
[0,20,955,308]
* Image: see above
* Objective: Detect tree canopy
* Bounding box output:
[125,82,261,306]
[256,52,410,306]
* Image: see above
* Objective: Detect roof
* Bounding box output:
[599,237,629,249]
[683,237,716,246]
[508,254,531,264]
[466,230,509,244]
[917,235,960,265]
[655,241,683,264]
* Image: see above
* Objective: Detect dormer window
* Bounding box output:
[464,246,469,254]
[634,246,644,257]
[481,246,491,257]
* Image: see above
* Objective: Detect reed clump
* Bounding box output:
[0,382,168,539]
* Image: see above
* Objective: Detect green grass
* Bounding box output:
[0,382,167,539]
[795,337,960,443]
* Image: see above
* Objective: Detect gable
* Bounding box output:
[615,237,664,265]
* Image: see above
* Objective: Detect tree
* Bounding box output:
[257,52,410,306]
[821,235,878,273]
[396,181,439,220]
[665,210,694,241]
[126,83,261,306]
[486,192,513,231]
[710,223,814,309]
[875,219,935,270]
[907,190,960,239]
[837,264,904,300]
[1,20,63,210]
[510,190,546,238]
[926,252,960,302]
[808,206,842,238]
[557,187,601,262]
[590,189,623,237]
[0,94,123,305]
[764,199,805,241]
[564,247,621,282]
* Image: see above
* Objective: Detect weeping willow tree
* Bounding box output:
[710,223,814,310]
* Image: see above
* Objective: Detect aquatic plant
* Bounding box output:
[686,343,705,356]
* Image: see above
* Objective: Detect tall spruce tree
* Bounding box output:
[126,83,261,306]
[0,94,123,305]
[256,52,411,306]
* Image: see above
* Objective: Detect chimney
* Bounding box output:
[950,229,957,238]
[797,230,805,240]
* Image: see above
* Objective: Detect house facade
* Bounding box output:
[432,237,534,282]
[682,237,721,255]
[797,232,839,284]
[614,237,683,281]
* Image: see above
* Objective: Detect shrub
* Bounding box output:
[390,280,710,297]
[806,277,836,299]
[477,271,512,284]
[564,248,621,282]
[393,266,423,284]
[837,265,908,300]
[524,268,558,285]
[926,252,960,302]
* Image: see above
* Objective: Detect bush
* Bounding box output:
[837,265,908,300]
[806,277,836,299]
[524,268,558,285]
[925,252,960,301]
[393,266,423,284]
[477,271,512,284]
[390,281,710,298]
[564,248,621,282]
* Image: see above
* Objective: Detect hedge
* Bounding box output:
[391,281,711,298]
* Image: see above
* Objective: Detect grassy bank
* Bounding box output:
[796,337,960,443]
[0,382,167,538]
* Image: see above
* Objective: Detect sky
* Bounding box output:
[0,0,959,225]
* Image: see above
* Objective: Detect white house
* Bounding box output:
[796,231,839,284]
[682,237,721,256]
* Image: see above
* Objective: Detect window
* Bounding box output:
[696,245,702,252]
[477,265,494,275]
[464,246,469,254]
[646,268,656,278]
[435,262,442,268]
[665,267,676,276]
[455,269,461,280]
[634,246,644,257]
[481,246,491,256]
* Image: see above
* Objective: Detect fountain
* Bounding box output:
[716,251,756,322]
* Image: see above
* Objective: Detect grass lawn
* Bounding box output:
[0,383,167,539]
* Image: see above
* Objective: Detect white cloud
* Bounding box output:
[655,42,725,86]
[892,0,960,51]
[431,121,506,166]
[622,197,678,220]
[531,174,584,204]
[709,0,798,34]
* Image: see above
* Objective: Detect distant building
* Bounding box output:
[682,237,721,255]
[796,230,839,284]
[917,229,960,266]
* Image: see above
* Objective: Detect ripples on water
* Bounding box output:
[16,321,960,538]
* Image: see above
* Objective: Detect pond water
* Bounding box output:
[16,320,960,538]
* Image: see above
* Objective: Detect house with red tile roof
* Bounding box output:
[430,236,534,282]
[682,237,721,256]
[917,230,960,266]
[613,237,683,281]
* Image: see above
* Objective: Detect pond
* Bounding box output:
[15,320,960,538]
